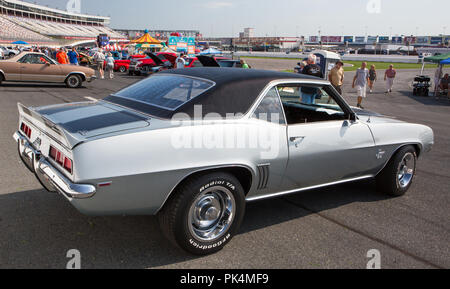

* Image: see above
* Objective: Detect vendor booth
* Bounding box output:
[424,53,450,96]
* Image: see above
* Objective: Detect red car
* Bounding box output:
[114,55,146,73]
[130,52,177,76]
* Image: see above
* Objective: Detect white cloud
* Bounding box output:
[203,1,234,9]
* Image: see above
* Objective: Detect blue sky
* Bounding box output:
[23,0,450,37]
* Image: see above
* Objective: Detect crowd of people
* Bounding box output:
[294,54,408,109]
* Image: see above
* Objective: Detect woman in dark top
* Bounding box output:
[368,65,377,93]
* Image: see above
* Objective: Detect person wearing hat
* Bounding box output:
[329,61,345,95]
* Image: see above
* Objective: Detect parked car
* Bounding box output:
[0,46,20,58]
[138,53,174,76]
[198,56,244,68]
[113,54,146,73]
[129,52,176,76]
[0,52,96,88]
[186,56,235,68]
[78,52,94,67]
[13,68,433,255]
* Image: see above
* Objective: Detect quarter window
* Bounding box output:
[252,87,286,125]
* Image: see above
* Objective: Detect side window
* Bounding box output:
[278,84,346,125]
[252,87,286,125]
[192,60,203,67]
[18,54,32,63]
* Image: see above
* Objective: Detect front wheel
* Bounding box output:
[118,66,127,73]
[376,145,417,196]
[158,172,246,255]
[65,74,82,88]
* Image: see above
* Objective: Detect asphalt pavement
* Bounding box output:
[0,66,449,269]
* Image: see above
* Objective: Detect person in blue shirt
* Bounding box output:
[67,47,79,65]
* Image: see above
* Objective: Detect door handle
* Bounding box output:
[289,136,305,142]
[289,136,305,148]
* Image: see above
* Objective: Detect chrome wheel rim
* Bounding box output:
[69,77,79,87]
[188,186,235,242]
[397,152,415,188]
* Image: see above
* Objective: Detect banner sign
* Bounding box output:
[404,36,416,44]
[378,36,389,43]
[355,36,366,43]
[391,36,403,44]
[344,36,354,43]
[168,36,196,56]
[321,36,342,43]
[309,36,318,43]
[416,36,429,44]
[430,37,443,44]
[367,36,378,43]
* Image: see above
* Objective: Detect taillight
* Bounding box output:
[20,122,32,138]
[49,145,73,174]
[63,158,72,173]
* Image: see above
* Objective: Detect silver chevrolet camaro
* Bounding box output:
[14,68,434,255]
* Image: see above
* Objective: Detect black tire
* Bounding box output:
[0,74,3,85]
[9,53,15,57]
[119,66,127,73]
[158,172,246,255]
[65,74,82,88]
[376,145,417,196]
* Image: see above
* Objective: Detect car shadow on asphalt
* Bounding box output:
[0,83,88,89]
[398,90,450,106]
[0,180,391,268]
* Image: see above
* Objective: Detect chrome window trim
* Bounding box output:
[245,78,332,119]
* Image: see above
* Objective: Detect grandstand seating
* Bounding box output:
[5,15,124,39]
[0,15,54,43]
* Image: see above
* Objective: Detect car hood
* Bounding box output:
[34,101,150,146]
[352,107,404,124]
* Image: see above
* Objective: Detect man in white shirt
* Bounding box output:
[176,53,186,69]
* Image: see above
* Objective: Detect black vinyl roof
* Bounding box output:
[106,68,321,119]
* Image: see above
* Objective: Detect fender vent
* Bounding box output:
[257,164,270,190]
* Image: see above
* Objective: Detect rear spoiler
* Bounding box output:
[17,103,83,150]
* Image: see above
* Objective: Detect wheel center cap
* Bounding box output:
[204,206,220,221]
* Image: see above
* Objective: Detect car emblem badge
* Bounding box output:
[376,150,386,160]
[33,137,42,150]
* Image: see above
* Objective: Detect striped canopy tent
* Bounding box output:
[103,43,120,51]
[130,29,161,45]
[136,43,163,49]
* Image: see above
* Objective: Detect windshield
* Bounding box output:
[111,75,215,111]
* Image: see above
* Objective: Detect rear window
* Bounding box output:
[112,75,215,111]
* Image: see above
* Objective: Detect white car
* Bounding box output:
[0,46,20,58]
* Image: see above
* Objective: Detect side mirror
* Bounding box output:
[349,113,358,122]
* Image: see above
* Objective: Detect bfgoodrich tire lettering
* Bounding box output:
[376,145,417,196]
[158,172,246,255]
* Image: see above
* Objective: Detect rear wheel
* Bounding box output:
[0,74,3,85]
[376,145,417,196]
[119,66,127,73]
[65,74,82,88]
[158,172,246,255]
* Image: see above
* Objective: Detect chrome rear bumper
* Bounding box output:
[13,131,96,199]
